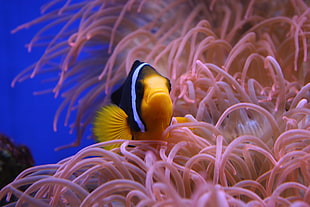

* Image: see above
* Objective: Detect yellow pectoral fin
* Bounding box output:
[93,104,132,149]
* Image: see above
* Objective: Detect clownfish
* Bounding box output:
[93,60,173,148]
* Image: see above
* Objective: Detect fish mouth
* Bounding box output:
[146,91,172,112]
[147,90,170,103]
[142,90,173,121]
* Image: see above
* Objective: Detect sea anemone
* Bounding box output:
[2,0,310,206]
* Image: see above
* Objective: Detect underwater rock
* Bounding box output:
[0,134,34,189]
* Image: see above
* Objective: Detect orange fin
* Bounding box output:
[93,104,132,149]
[174,117,191,123]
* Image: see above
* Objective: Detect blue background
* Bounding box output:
[0,0,94,165]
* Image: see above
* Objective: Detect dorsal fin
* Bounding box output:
[132,60,142,69]
[110,60,142,105]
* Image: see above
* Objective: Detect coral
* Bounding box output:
[2,0,310,206]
